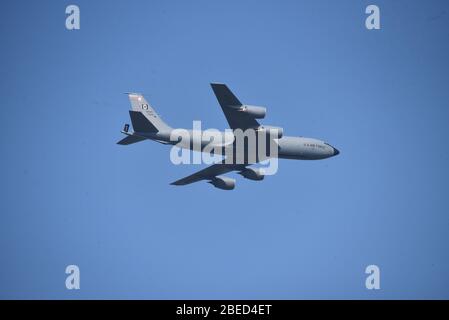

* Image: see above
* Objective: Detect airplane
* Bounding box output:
[117,83,339,190]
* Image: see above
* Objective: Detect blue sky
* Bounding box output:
[1,0,448,299]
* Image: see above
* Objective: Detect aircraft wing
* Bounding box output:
[210,83,260,131]
[170,162,246,186]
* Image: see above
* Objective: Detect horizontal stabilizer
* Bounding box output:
[117,135,146,145]
[129,111,159,132]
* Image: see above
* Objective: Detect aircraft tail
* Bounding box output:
[117,93,171,145]
[127,93,172,133]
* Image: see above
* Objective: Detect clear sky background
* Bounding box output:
[1,0,448,299]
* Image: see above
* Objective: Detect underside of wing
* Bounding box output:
[170,163,245,186]
[116,135,146,145]
[210,83,262,131]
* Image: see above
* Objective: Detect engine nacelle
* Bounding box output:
[239,105,266,119]
[209,176,236,190]
[239,168,265,181]
[257,125,284,139]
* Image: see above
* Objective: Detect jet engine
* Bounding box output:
[256,126,284,139]
[238,105,266,119]
[239,168,265,181]
[209,176,236,190]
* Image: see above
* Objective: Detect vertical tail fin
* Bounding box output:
[127,93,171,133]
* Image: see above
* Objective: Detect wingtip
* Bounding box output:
[210,82,226,87]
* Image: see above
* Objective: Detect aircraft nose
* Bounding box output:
[333,147,340,156]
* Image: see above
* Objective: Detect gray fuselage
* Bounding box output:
[134,129,340,161]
